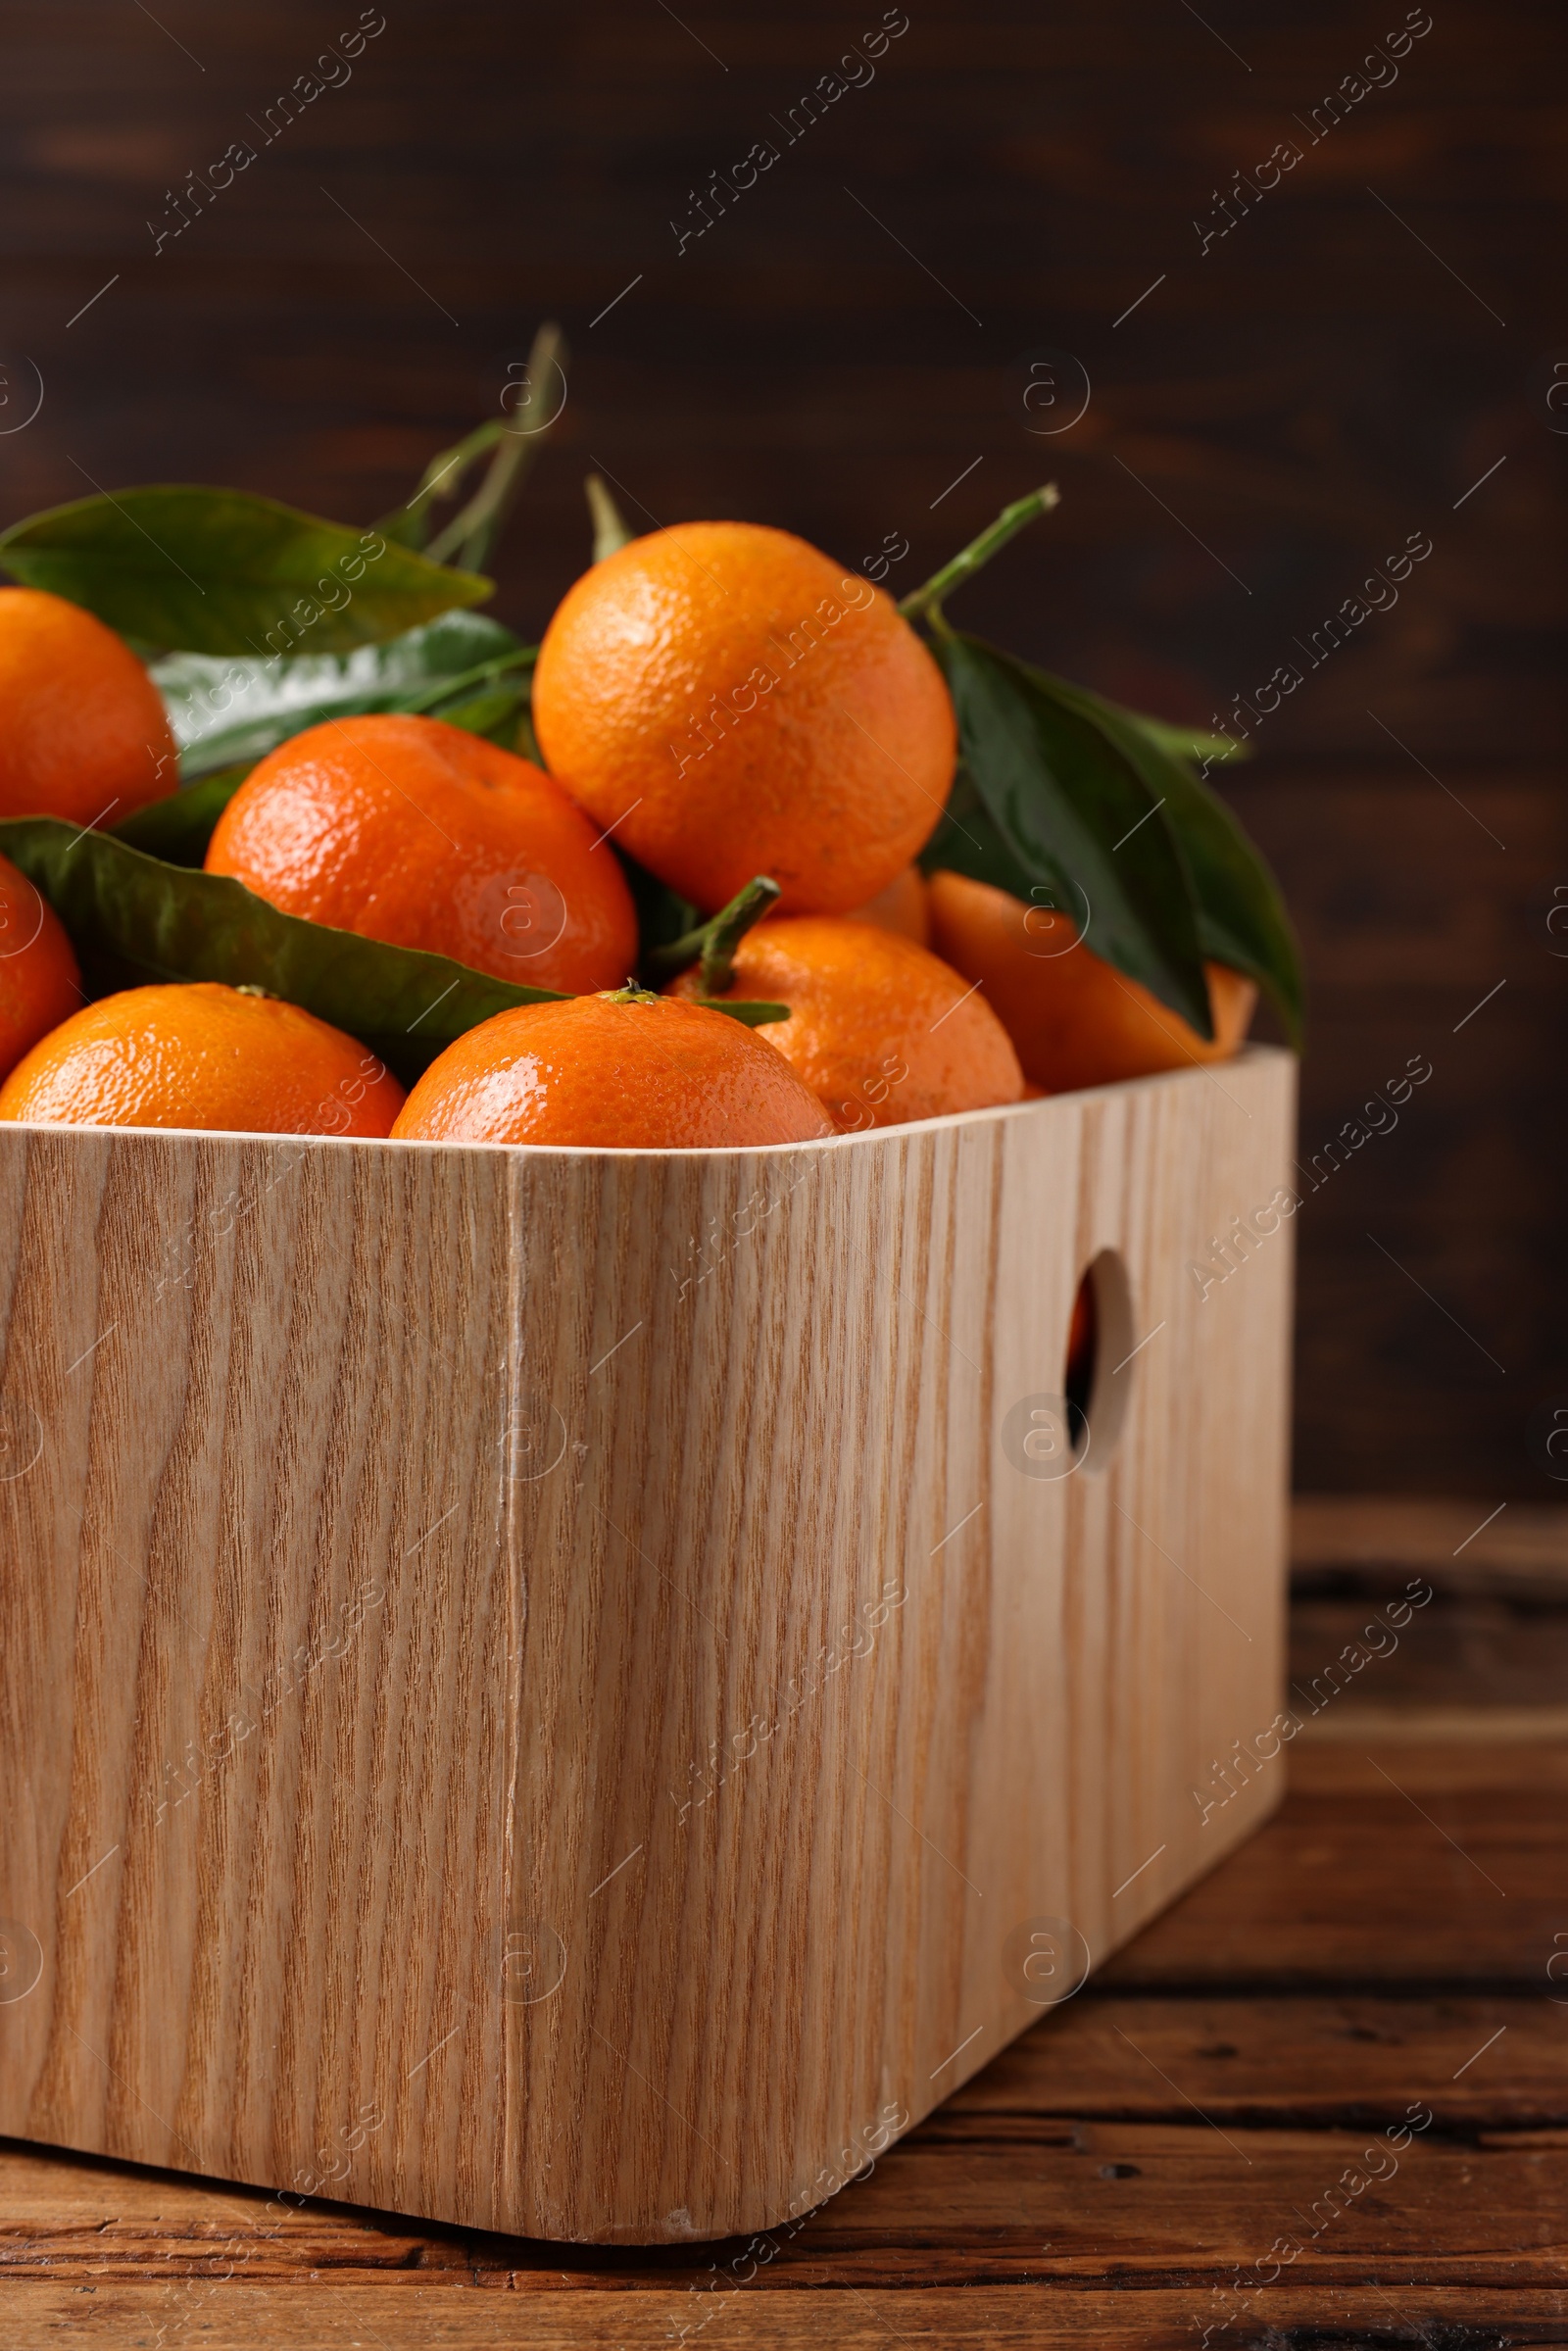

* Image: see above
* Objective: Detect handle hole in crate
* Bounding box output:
[1064,1249,1136,1475]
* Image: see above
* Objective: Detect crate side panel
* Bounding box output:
[962,1047,1298,2082]
[497,1059,1295,2241]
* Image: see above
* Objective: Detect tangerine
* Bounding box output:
[393,989,832,1150]
[0,983,404,1136]
[0,587,177,824]
[926,870,1256,1093]
[206,713,637,993]
[668,915,1023,1133]
[0,853,82,1078]
[531,523,955,915]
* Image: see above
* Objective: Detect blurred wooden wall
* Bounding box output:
[4,0,1564,1494]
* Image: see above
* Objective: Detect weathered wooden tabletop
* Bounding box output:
[5,1498,1566,2347]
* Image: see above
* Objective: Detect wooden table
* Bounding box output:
[5,1499,1566,2346]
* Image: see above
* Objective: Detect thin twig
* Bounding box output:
[899,485,1060,625]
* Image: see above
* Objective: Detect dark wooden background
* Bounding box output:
[3,0,1564,1495]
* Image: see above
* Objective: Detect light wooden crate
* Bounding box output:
[0,1045,1295,2243]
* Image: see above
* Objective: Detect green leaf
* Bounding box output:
[0,487,492,657]
[1049,678,1303,1046]
[153,613,532,779]
[0,818,566,1083]
[917,766,1035,900]
[514,707,543,764]
[0,819,793,1077]
[929,632,1212,1036]
[429,682,528,748]
[112,765,253,865]
[374,505,429,552]
[1127,713,1250,768]
[617,848,701,967]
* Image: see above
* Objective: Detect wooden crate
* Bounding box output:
[0,1046,1295,2243]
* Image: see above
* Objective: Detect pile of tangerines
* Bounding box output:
[0,518,1253,1151]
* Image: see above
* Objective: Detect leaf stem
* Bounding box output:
[644,875,781,992]
[420,422,506,491]
[426,320,568,572]
[586,474,635,562]
[392,645,536,716]
[373,421,506,550]
[898,484,1060,626]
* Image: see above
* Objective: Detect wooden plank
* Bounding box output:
[6,2120,1568,2288]
[1102,1742,1568,1985]
[1231,776,1563,996]
[781,2126,1568,2284]
[1301,1704,1568,1742]
[1291,1589,1568,1723]
[10,2281,1568,2349]
[4,1988,1563,2291]
[4,1973,1565,2259]
[944,1991,1568,2126]
[1294,1494,1568,1590]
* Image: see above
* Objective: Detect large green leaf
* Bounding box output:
[0,820,788,1076]
[153,612,532,778]
[113,765,254,866]
[0,487,492,657]
[1050,678,1303,1046]
[0,818,565,1082]
[930,633,1212,1036]
[431,680,531,750]
[917,766,1034,899]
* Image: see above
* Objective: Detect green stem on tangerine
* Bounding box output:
[898,484,1060,627]
[597,981,789,1028]
[645,875,782,995]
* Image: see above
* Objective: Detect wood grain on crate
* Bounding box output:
[0,1050,1297,2245]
